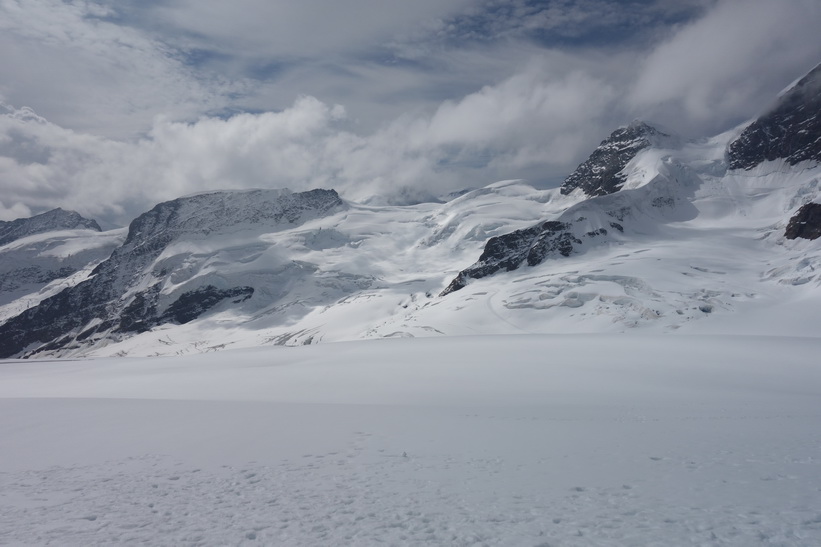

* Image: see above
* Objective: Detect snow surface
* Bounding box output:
[59,134,821,359]
[1,335,820,546]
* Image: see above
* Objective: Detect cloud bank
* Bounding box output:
[0,0,819,224]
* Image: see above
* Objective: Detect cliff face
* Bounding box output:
[727,63,821,170]
[560,121,668,197]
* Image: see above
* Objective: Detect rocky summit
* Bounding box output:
[727,63,821,170]
[0,188,344,358]
[2,66,821,358]
[0,208,101,247]
[560,121,668,197]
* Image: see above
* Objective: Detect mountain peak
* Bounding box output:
[0,208,101,247]
[727,62,821,170]
[123,188,343,245]
[560,121,668,197]
[0,188,346,358]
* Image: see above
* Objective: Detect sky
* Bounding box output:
[1,0,820,226]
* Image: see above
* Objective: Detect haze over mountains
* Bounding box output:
[1,63,820,359]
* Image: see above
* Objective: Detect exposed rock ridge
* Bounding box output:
[785,203,821,240]
[560,121,667,197]
[0,208,101,247]
[0,188,345,358]
[728,63,821,170]
[440,217,615,296]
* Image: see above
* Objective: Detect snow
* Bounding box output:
[14,130,809,359]
[0,228,125,318]
[2,110,821,545]
[1,334,820,545]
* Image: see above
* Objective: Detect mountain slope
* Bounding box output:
[2,66,821,358]
[560,121,673,197]
[727,62,821,169]
[0,208,101,247]
[442,62,821,299]
[0,189,345,358]
[0,209,120,320]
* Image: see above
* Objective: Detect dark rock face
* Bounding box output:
[0,188,345,358]
[0,208,101,247]
[560,121,665,197]
[785,203,821,240]
[728,63,821,170]
[161,286,254,325]
[441,219,608,296]
[0,266,75,294]
[442,123,671,296]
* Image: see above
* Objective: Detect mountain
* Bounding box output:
[440,121,694,296]
[442,63,821,297]
[727,63,821,170]
[0,208,101,246]
[1,65,821,359]
[0,189,345,358]
[0,209,120,322]
[560,120,672,197]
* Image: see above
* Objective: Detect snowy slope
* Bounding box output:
[69,134,821,358]
[0,208,101,247]
[2,66,821,358]
[0,208,116,315]
[0,227,125,317]
[2,335,820,546]
[2,144,819,358]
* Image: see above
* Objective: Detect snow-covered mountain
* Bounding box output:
[1,65,820,359]
[727,62,821,169]
[0,189,344,357]
[0,207,101,246]
[441,62,821,299]
[0,209,122,319]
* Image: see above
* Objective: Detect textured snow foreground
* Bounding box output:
[2,335,820,546]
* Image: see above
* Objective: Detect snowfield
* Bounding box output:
[2,334,820,546]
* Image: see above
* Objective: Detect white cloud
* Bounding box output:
[0,53,625,225]
[0,0,241,139]
[0,0,819,227]
[629,0,821,135]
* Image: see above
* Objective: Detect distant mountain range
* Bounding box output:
[2,63,820,359]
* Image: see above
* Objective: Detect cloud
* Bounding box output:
[629,0,821,135]
[0,59,621,226]
[0,0,820,227]
[0,0,243,139]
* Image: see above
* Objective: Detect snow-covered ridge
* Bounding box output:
[0,207,123,321]
[0,189,347,358]
[560,120,678,197]
[1,66,821,358]
[0,207,101,246]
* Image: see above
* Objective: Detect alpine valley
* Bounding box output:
[2,64,821,360]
